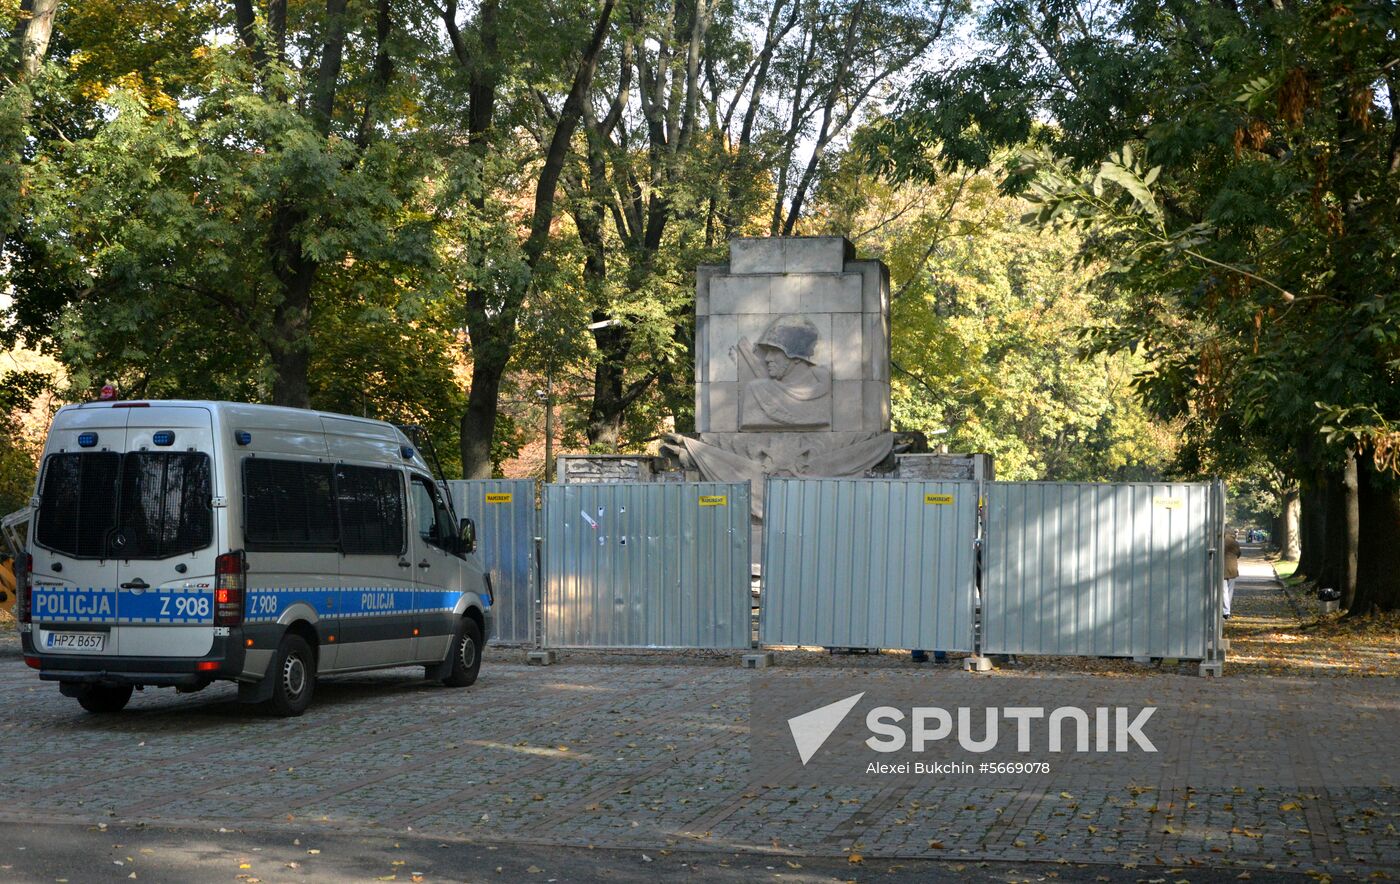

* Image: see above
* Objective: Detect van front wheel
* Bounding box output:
[441,618,483,687]
[268,635,316,717]
[76,684,133,714]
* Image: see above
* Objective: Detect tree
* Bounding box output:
[877,1,1399,610]
[431,0,617,477]
[806,151,1181,481]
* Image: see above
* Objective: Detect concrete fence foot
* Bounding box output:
[1198,660,1223,677]
[742,652,774,669]
[963,655,993,672]
[527,650,558,666]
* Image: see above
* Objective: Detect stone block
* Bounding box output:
[707,382,739,433]
[711,274,769,315]
[730,238,786,273]
[695,381,708,430]
[696,264,721,317]
[847,260,889,315]
[830,315,864,380]
[695,314,710,381]
[863,312,889,381]
[742,652,774,669]
[798,273,863,313]
[527,649,558,665]
[705,316,738,383]
[963,655,993,672]
[769,275,804,313]
[863,380,890,431]
[831,380,864,431]
[782,237,852,273]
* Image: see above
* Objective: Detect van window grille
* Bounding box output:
[336,465,405,556]
[115,453,213,558]
[34,452,212,560]
[243,459,339,552]
[34,453,121,558]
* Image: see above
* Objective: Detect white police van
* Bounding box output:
[18,400,493,716]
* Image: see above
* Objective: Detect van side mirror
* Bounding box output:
[460,517,476,554]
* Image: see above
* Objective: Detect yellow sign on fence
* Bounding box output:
[699,495,728,507]
[485,493,513,504]
[924,493,954,506]
[1153,497,1184,510]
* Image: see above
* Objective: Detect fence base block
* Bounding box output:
[1198,660,1223,677]
[963,655,993,672]
[527,650,558,666]
[742,652,774,669]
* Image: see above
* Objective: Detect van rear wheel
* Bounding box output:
[441,618,483,687]
[76,684,133,714]
[268,634,316,717]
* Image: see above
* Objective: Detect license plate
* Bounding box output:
[44,632,107,653]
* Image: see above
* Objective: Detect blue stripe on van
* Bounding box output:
[243,588,471,623]
[30,587,218,624]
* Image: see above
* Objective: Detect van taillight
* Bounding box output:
[214,551,246,626]
[17,553,31,624]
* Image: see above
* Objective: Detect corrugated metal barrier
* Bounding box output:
[759,478,979,652]
[982,481,1224,660]
[541,482,752,649]
[447,479,538,645]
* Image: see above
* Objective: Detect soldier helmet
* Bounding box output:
[756,316,820,363]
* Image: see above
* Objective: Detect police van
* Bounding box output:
[18,400,494,716]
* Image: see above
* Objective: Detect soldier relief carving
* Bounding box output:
[663,310,896,516]
[738,316,832,431]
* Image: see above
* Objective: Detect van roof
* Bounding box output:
[54,400,418,445]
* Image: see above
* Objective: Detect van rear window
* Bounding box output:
[115,453,214,558]
[35,452,212,560]
[35,453,120,558]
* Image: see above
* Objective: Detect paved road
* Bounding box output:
[1,552,1396,881]
[0,820,1321,883]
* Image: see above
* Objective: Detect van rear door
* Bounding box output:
[30,408,130,656]
[111,406,220,658]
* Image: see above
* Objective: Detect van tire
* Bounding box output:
[441,618,483,687]
[268,634,316,717]
[76,684,133,714]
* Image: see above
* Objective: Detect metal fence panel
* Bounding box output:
[759,478,978,652]
[446,479,537,645]
[542,482,751,649]
[982,482,1221,659]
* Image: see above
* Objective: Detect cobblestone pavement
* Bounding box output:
[1,559,1396,881]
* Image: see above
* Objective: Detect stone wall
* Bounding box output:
[893,453,995,482]
[556,455,661,484]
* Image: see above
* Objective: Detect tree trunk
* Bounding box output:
[459,358,504,479]
[587,326,628,450]
[1316,454,1359,604]
[1278,488,1301,560]
[267,204,316,408]
[11,0,58,80]
[1338,451,1360,609]
[1350,457,1400,615]
[1295,474,1325,578]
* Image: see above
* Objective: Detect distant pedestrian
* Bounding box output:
[1223,529,1241,619]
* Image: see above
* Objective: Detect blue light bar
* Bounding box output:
[235,431,252,446]
[152,430,175,446]
[400,445,415,460]
[77,432,98,448]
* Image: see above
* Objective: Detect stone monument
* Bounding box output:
[663,236,899,515]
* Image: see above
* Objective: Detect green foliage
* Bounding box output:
[810,153,1180,481]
